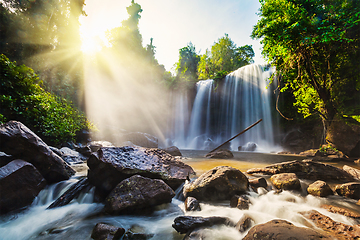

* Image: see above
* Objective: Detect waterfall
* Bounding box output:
[169,64,281,152]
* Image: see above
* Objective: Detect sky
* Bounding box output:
[79,0,265,73]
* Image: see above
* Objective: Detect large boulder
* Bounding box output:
[335,182,360,199]
[326,115,360,157]
[270,173,301,191]
[307,180,333,197]
[87,146,194,195]
[242,219,333,240]
[104,175,175,215]
[91,223,125,240]
[0,121,75,183]
[0,160,47,214]
[246,159,355,182]
[183,166,249,201]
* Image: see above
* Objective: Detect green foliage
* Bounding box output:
[0,54,92,145]
[198,34,255,79]
[252,0,360,122]
[175,42,200,86]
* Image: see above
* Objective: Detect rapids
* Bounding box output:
[0,152,359,240]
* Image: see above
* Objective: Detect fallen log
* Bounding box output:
[47,178,90,209]
[208,119,262,154]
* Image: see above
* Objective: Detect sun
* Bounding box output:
[81,35,104,54]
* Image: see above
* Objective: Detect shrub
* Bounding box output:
[0,54,92,145]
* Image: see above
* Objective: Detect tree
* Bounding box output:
[175,42,200,84]
[252,0,360,125]
[198,34,255,79]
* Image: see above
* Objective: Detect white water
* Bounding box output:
[169,64,281,152]
[1,172,358,239]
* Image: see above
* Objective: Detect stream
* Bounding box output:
[0,151,359,240]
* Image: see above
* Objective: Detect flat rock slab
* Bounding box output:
[184,166,249,201]
[104,175,175,215]
[0,160,47,214]
[243,219,333,240]
[0,121,74,183]
[247,159,354,182]
[87,146,194,194]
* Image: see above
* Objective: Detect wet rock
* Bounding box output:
[235,214,253,233]
[87,146,194,195]
[249,177,267,191]
[230,195,250,210]
[205,149,233,159]
[242,219,333,240]
[0,160,47,214]
[57,147,88,165]
[0,121,75,183]
[326,115,360,157]
[120,132,158,148]
[184,197,201,212]
[343,165,360,180]
[240,142,257,152]
[123,225,154,240]
[246,159,355,182]
[91,222,125,240]
[270,173,301,191]
[302,210,360,239]
[183,166,249,201]
[321,204,360,219]
[307,180,333,197]
[163,146,182,156]
[104,175,175,215]
[335,182,360,199]
[172,216,235,234]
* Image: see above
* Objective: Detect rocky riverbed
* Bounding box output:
[1,120,360,239]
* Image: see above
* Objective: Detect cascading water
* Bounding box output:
[169,64,281,152]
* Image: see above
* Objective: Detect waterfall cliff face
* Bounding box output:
[169,64,280,152]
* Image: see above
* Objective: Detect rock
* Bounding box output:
[246,159,355,182]
[87,146,194,195]
[123,225,154,240]
[91,222,125,240]
[307,180,333,197]
[321,204,360,218]
[299,149,318,157]
[335,182,360,199]
[242,219,333,240]
[241,142,257,152]
[302,210,360,239]
[249,177,267,191]
[270,173,301,191]
[205,149,233,159]
[183,166,249,201]
[230,195,250,210]
[162,146,182,156]
[58,147,88,164]
[0,160,47,214]
[172,216,235,234]
[235,214,253,233]
[104,175,175,215]
[120,132,158,148]
[0,121,75,183]
[87,141,115,152]
[326,115,360,157]
[184,197,201,212]
[343,165,360,180]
